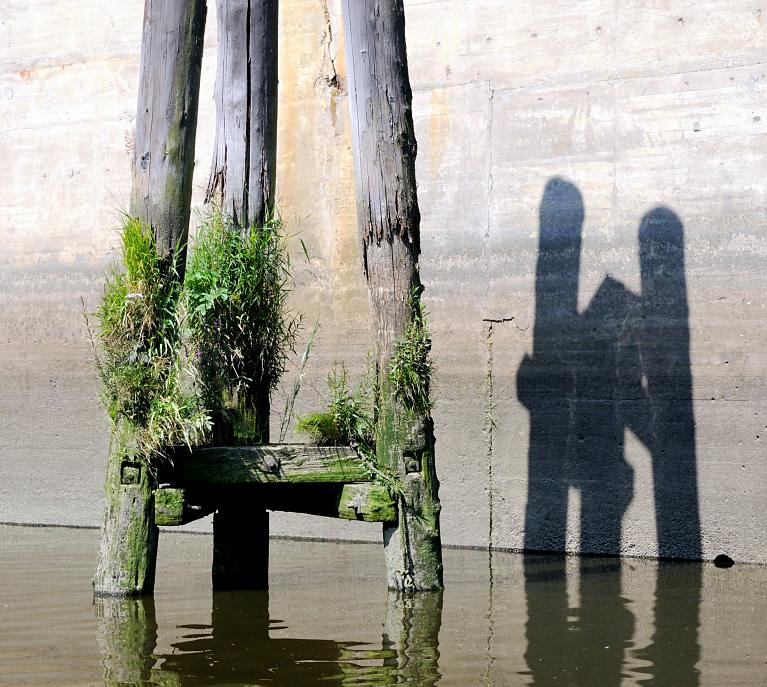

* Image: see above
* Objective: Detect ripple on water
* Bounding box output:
[1,525,766,686]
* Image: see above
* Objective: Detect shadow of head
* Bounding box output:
[535,177,585,318]
[639,206,686,297]
[538,177,584,250]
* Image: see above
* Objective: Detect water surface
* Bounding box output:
[1,525,765,685]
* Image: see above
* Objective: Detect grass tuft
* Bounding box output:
[388,298,434,415]
[89,217,210,458]
[183,211,300,433]
[295,363,375,448]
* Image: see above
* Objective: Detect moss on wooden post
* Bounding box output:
[341,0,444,590]
[94,430,159,596]
[94,0,206,597]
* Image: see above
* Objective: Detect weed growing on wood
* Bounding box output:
[389,298,434,415]
[296,363,375,448]
[89,210,301,456]
[183,211,300,432]
[89,217,211,457]
[295,362,402,491]
[279,319,320,442]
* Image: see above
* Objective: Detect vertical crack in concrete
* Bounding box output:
[482,320,496,685]
[485,85,495,240]
[484,321,496,552]
[317,0,342,92]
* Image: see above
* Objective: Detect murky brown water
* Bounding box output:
[1,525,765,686]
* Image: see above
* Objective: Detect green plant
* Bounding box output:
[296,363,375,448]
[279,318,320,442]
[296,362,402,491]
[388,299,434,415]
[89,217,211,457]
[183,211,300,425]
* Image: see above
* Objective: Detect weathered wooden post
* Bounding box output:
[93,0,207,596]
[206,0,279,590]
[208,0,278,230]
[341,0,444,590]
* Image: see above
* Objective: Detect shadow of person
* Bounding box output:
[518,178,633,686]
[517,182,702,685]
[95,590,443,687]
[518,184,701,559]
[518,177,637,553]
[632,208,702,685]
[522,556,634,687]
[522,556,702,686]
[635,560,702,686]
[636,207,701,560]
[517,177,585,553]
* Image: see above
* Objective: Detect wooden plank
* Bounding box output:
[154,487,185,526]
[155,482,396,525]
[336,483,397,522]
[173,444,370,485]
[262,483,397,523]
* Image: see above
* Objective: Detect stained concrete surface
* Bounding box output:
[0,1,765,563]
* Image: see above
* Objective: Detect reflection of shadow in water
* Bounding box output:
[635,562,702,686]
[523,556,634,687]
[523,556,702,686]
[94,590,442,686]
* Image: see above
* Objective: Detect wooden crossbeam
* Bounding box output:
[154,482,397,526]
[170,444,370,485]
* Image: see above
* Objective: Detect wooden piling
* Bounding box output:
[206,0,279,590]
[93,0,206,597]
[341,0,444,590]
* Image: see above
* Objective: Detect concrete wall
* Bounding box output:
[1,0,765,563]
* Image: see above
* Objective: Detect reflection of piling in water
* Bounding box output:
[384,591,443,686]
[94,596,158,687]
[94,588,443,686]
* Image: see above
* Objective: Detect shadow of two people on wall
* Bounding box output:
[518,177,702,686]
[518,176,701,560]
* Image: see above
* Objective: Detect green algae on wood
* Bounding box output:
[155,481,396,525]
[337,483,397,522]
[261,482,397,523]
[153,487,215,527]
[93,431,159,596]
[94,596,158,686]
[174,445,371,485]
